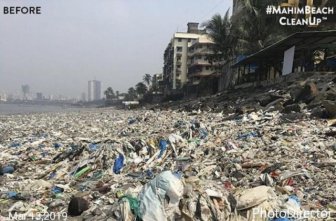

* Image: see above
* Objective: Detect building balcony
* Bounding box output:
[188,65,214,77]
[189,60,211,66]
[188,72,214,78]
[188,48,213,57]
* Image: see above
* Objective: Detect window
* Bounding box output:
[177,46,183,52]
[206,66,210,70]
[176,80,182,88]
[198,55,202,59]
[188,39,191,42]
[178,38,182,42]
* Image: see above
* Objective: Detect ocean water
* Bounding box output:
[0,103,79,115]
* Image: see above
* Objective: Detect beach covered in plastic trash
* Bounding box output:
[0,108,336,221]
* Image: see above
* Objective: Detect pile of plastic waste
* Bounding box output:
[0,107,335,220]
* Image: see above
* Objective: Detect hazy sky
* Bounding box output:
[0,0,232,98]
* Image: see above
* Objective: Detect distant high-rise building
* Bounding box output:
[0,92,7,102]
[7,94,13,101]
[21,84,30,100]
[36,92,43,100]
[81,92,86,101]
[88,80,101,101]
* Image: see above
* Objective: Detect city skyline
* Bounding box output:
[0,83,84,101]
[0,0,232,97]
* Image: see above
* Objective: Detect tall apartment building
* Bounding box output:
[88,80,101,101]
[81,92,86,102]
[0,93,7,102]
[163,23,205,92]
[187,35,215,85]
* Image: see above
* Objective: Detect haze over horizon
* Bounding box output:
[0,0,232,98]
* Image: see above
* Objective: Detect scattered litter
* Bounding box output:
[0,87,335,220]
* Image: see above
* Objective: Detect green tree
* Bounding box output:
[231,0,283,55]
[143,74,152,87]
[135,82,148,96]
[203,10,235,63]
[126,87,137,100]
[231,0,335,55]
[104,87,115,100]
[204,0,335,59]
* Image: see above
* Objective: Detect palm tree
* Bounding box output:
[212,0,335,58]
[104,87,115,100]
[135,82,148,97]
[127,87,137,100]
[143,74,152,87]
[232,0,282,55]
[203,10,234,63]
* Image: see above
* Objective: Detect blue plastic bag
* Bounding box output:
[145,169,154,178]
[288,195,300,206]
[51,186,64,194]
[7,191,17,199]
[158,140,167,158]
[113,154,124,174]
[238,131,259,139]
[88,143,99,152]
[128,118,137,124]
[48,171,56,179]
[10,142,20,148]
[1,166,15,175]
[54,143,61,149]
[199,128,208,139]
